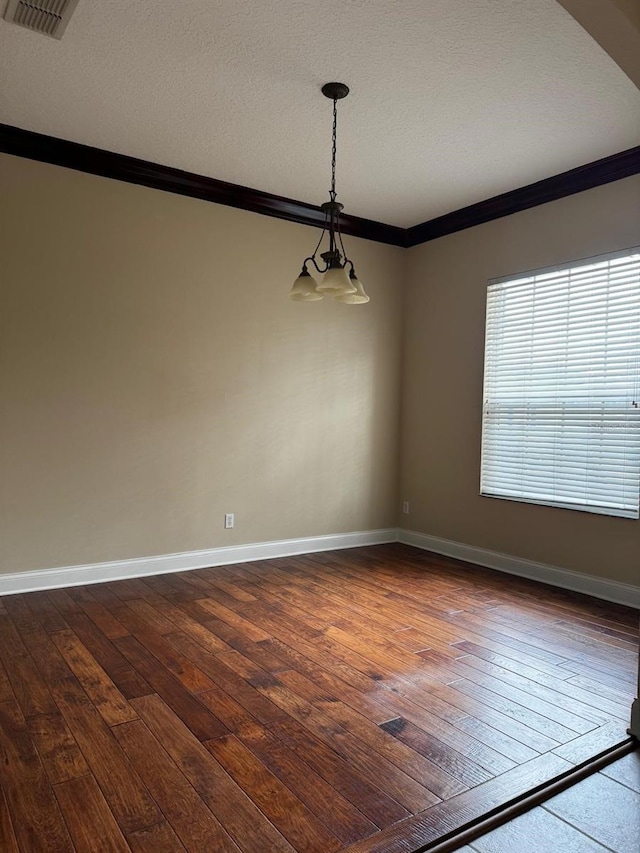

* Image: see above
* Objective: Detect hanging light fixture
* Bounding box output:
[289,82,369,305]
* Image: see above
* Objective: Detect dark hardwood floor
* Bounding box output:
[0,543,637,853]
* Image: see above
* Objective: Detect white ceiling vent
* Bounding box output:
[3,0,80,39]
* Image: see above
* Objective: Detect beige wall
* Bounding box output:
[613,0,640,29]
[400,175,640,586]
[556,0,640,89]
[3,153,639,587]
[0,153,404,574]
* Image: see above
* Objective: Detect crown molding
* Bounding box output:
[405,145,640,246]
[2,123,639,249]
[0,123,406,247]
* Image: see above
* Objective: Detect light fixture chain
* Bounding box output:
[288,82,368,304]
[330,97,337,201]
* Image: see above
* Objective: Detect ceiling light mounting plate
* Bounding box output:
[322,82,349,100]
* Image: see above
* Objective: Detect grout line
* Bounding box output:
[540,802,619,852]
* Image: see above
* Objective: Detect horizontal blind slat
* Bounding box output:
[481,249,640,517]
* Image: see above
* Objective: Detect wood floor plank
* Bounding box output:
[194,597,273,642]
[50,676,161,834]
[209,577,259,603]
[343,752,572,853]
[51,628,139,726]
[2,594,75,693]
[527,622,637,668]
[2,593,42,633]
[566,673,635,706]
[127,822,188,853]
[453,641,630,720]
[199,614,248,642]
[65,611,154,700]
[114,634,229,740]
[79,599,131,639]
[197,682,261,732]
[418,648,600,733]
[278,669,465,800]
[113,718,243,853]
[222,634,292,675]
[558,657,637,691]
[552,720,632,765]
[451,634,572,679]
[14,619,75,686]
[340,676,519,776]
[165,630,289,727]
[446,678,571,746]
[378,716,493,789]
[242,599,325,641]
[130,694,298,853]
[390,672,550,759]
[108,605,216,694]
[27,711,90,784]
[236,718,378,845]
[134,596,232,654]
[254,676,441,813]
[125,598,178,635]
[24,590,69,633]
[103,579,151,602]
[551,619,639,652]
[47,588,83,615]
[0,699,75,852]
[254,615,378,692]
[259,634,378,695]
[272,716,411,827]
[54,773,131,852]
[492,617,635,672]
[447,612,572,665]
[1,544,635,853]
[0,657,15,703]
[451,699,549,763]
[0,779,21,853]
[0,615,58,718]
[136,574,182,597]
[206,732,344,853]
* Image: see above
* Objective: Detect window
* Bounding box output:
[480,248,640,519]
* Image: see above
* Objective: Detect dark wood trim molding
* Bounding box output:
[2,122,639,249]
[405,145,640,247]
[0,123,406,247]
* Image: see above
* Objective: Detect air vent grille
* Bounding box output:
[3,0,80,39]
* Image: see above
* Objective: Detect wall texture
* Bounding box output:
[3,153,639,588]
[0,154,404,574]
[401,175,640,586]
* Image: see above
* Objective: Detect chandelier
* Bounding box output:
[288,82,369,304]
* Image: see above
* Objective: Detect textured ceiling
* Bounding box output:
[0,0,639,227]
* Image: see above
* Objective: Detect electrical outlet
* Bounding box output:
[402,501,410,514]
[224,513,235,529]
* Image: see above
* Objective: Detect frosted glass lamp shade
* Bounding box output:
[288,270,323,301]
[316,265,356,295]
[334,271,370,304]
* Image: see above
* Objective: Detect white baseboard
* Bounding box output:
[2,526,636,608]
[0,528,398,596]
[398,529,640,609]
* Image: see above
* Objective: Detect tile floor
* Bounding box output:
[456,749,639,853]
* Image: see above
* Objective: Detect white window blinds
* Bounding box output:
[480,249,640,519]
